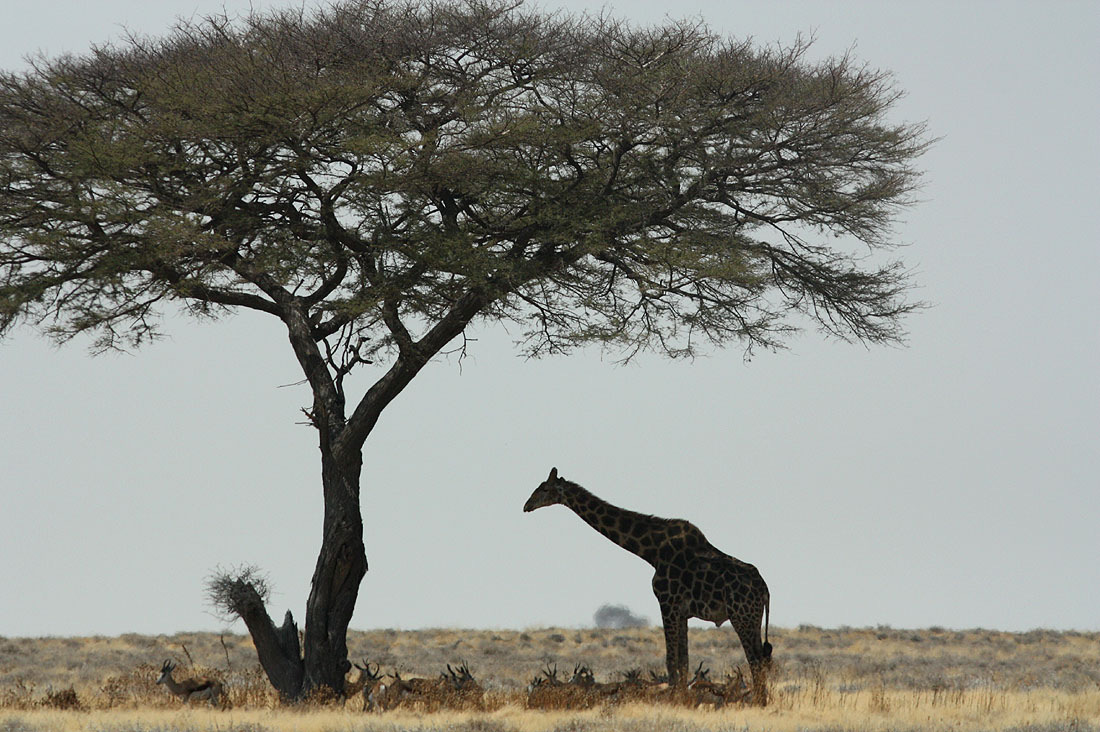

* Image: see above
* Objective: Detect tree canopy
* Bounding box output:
[1,0,926,364]
[0,0,929,696]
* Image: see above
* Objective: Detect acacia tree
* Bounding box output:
[0,0,928,697]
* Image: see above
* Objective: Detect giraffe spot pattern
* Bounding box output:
[524,470,772,704]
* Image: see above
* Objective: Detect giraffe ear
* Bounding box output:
[548,467,558,480]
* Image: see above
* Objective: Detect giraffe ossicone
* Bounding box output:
[524,466,773,705]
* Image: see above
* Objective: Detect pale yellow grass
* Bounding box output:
[4,689,1098,732]
[3,627,1099,730]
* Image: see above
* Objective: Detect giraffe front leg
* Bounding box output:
[660,603,689,686]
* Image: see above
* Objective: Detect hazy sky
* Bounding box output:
[1,0,1097,639]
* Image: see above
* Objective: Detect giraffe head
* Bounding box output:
[523,467,568,512]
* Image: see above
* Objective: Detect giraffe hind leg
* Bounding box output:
[731,614,770,706]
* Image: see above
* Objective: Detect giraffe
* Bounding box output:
[523,467,773,704]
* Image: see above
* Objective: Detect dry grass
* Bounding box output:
[1,626,1097,731]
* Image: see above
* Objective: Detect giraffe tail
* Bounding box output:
[762,592,773,659]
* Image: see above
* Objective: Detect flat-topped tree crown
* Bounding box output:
[0,0,929,698]
[0,1,928,366]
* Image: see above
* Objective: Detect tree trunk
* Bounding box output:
[301,447,368,694]
[233,305,372,698]
[234,447,367,699]
[229,582,305,700]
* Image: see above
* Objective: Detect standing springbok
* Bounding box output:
[155,659,223,706]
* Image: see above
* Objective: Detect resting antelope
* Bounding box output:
[346,660,378,696]
[373,663,483,710]
[372,669,446,710]
[442,662,482,695]
[155,660,223,706]
[569,664,626,698]
[347,661,387,711]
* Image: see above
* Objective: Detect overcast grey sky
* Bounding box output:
[1,0,1097,638]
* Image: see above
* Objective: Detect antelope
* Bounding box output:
[376,663,483,710]
[346,660,382,699]
[684,662,751,707]
[722,667,752,704]
[528,662,563,691]
[527,662,609,709]
[346,661,388,711]
[525,662,561,702]
[155,660,223,706]
[442,663,481,693]
[686,661,723,706]
[569,664,595,687]
[442,662,484,708]
[569,664,628,698]
[615,668,655,700]
[372,670,436,710]
[622,669,671,702]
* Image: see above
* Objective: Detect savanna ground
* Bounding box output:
[1,626,1097,731]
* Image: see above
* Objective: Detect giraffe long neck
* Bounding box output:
[560,481,668,567]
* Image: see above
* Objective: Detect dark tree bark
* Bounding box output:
[209,452,366,700]
[301,449,367,693]
[213,578,303,699]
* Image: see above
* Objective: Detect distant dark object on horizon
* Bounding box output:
[594,604,649,629]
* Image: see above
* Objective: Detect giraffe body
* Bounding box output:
[524,468,772,704]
